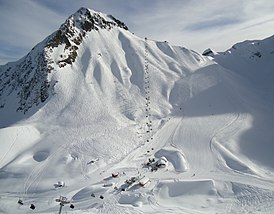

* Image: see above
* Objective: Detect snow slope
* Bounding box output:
[0,7,274,214]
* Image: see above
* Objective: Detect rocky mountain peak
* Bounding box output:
[46,7,128,68]
[0,7,130,114]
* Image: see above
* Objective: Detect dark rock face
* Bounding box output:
[107,15,128,30]
[0,49,57,113]
[202,48,214,57]
[46,7,128,68]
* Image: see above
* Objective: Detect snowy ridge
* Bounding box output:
[0,7,129,115]
[0,7,274,214]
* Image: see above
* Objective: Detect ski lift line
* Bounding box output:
[142,36,154,144]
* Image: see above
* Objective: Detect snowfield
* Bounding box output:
[0,7,274,214]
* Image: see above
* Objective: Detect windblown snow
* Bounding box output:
[0,7,274,214]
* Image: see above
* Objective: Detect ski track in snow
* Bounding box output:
[226,183,274,214]
[23,145,68,195]
[0,131,19,167]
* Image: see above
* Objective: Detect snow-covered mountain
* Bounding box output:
[0,7,128,120]
[0,7,274,214]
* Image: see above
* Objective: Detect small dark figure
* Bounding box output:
[112,172,119,178]
[87,160,94,164]
[30,204,35,210]
[91,193,95,197]
[99,195,104,199]
[70,204,75,209]
[151,166,158,172]
[18,199,23,205]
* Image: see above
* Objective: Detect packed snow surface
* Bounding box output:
[1,8,274,214]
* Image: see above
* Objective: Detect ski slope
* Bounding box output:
[0,7,274,214]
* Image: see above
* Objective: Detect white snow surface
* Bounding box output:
[1,8,274,214]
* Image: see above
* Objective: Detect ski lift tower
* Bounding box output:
[55,196,74,214]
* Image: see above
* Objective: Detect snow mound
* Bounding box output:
[154,179,220,212]
[118,192,147,207]
[212,138,255,174]
[155,148,188,172]
[156,179,217,197]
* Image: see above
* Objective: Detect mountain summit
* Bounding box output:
[0,7,129,115]
[47,7,128,68]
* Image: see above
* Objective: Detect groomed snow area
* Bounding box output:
[1,23,274,213]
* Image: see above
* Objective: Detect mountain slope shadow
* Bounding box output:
[173,63,274,170]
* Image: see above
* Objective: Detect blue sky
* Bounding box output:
[1,0,274,64]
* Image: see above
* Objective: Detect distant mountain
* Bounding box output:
[212,35,274,113]
[214,35,274,84]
